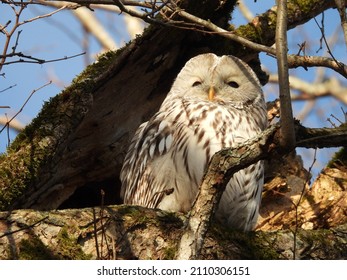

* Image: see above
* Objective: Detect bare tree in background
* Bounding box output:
[0,0,346,260]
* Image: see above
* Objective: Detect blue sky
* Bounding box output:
[1,1,346,179]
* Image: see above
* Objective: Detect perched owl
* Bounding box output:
[120,53,268,231]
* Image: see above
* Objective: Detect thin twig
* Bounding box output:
[0,52,86,66]
[0,2,26,72]
[92,208,101,259]
[11,30,22,54]
[0,1,68,72]
[0,116,24,133]
[0,81,52,136]
[292,148,317,260]
[0,84,17,93]
[314,16,340,62]
[0,216,48,238]
[112,0,168,25]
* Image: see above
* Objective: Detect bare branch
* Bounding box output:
[0,116,24,133]
[36,0,119,50]
[110,0,169,25]
[287,54,347,78]
[20,0,346,77]
[0,3,26,73]
[276,0,295,151]
[170,5,347,78]
[20,3,68,25]
[0,51,86,66]
[0,84,17,93]
[295,124,347,148]
[269,74,347,105]
[0,81,52,137]
[334,0,347,47]
[237,0,254,22]
[0,0,69,73]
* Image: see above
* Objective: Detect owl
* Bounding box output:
[120,53,268,231]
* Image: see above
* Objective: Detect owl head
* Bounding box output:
[168,53,263,106]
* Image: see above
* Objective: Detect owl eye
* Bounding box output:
[227,81,239,88]
[192,81,202,87]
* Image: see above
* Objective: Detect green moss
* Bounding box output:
[55,227,91,260]
[118,205,144,217]
[298,228,343,259]
[288,0,311,14]
[250,232,281,259]
[18,236,55,260]
[162,245,177,260]
[327,147,347,168]
[16,227,91,260]
[209,224,281,259]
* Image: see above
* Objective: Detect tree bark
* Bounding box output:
[1,193,346,260]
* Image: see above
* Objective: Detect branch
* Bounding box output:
[334,0,347,47]
[269,74,347,105]
[111,0,169,25]
[287,55,347,79]
[32,0,347,77]
[295,124,347,148]
[276,0,295,151]
[0,52,86,66]
[35,0,119,50]
[237,0,254,22]
[171,4,347,78]
[0,116,24,133]
[0,81,52,135]
[0,0,70,72]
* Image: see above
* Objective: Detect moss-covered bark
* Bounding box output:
[1,205,346,260]
[0,51,120,210]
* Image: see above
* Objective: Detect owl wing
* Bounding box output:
[120,110,175,208]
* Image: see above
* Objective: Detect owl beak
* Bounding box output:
[208,87,215,101]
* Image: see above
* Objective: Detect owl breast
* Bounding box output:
[154,98,266,220]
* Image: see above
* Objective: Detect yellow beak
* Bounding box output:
[208,87,215,101]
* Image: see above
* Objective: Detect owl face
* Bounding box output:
[169,53,262,106]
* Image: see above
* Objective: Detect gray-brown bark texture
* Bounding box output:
[0,0,347,259]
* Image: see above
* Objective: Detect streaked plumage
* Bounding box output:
[120,53,268,231]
